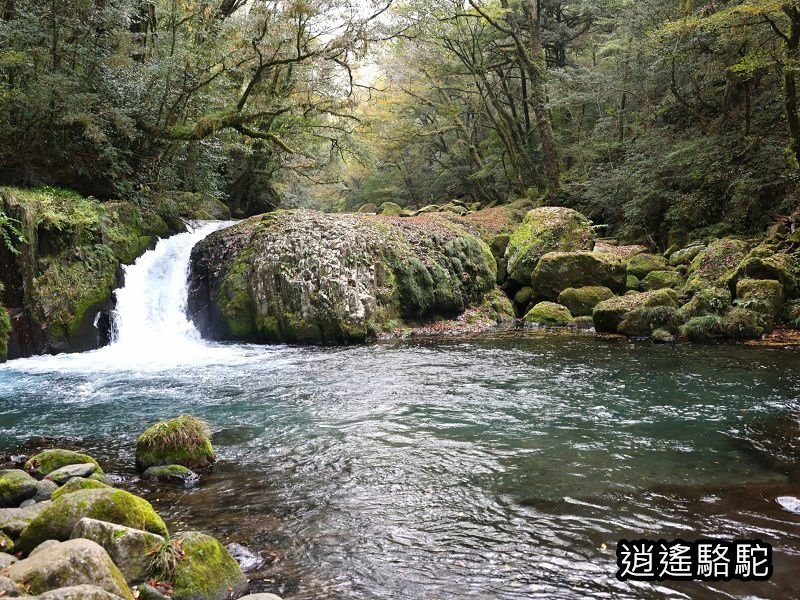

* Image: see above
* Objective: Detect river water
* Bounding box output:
[0,223,799,599]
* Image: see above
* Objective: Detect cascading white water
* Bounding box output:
[112,221,227,350]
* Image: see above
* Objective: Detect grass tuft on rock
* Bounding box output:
[136,415,215,472]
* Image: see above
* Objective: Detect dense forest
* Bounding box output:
[1,0,799,246]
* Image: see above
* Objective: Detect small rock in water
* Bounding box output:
[777,496,800,514]
[226,542,266,572]
[143,464,199,486]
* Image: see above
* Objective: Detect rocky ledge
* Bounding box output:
[0,416,277,600]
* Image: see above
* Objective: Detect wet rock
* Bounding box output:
[777,496,800,515]
[188,210,497,344]
[71,517,164,584]
[226,542,266,572]
[17,488,167,553]
[523,302,573,326]
[136,583,171,600]
[2,539,132,598]
[45,462,98,484]
[143,465,199,485]
[531,251,626,299]
[136,415,215,472]
[24,449,102,479]
[237,595,284,600]
[504,207,594,284]
[0,470,37,507]
[556,286,615,317]
[171,532,248,600]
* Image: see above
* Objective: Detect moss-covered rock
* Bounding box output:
[523,302,573,326]
[142,465,198,485]
[24,450,102,479]
[170,532,248,600]
[735,278,784,330]
[651,328,675,343]
[530,251,626,299]
[136,416,215,472]
[0,470,38,507]
[0,186,176,358]
[641,270,685,291]
[513,287,534,307]
[722,307,765,340]
[685,238,750,291]
[556,286,615,317]
[50,477,111,501]
[679,315,725,342]
[731,244,800,297]
[785,299,800,328]
[592,289,679,333]
[618,306,683,337]
[17,488,167,553]
[504,207,594,284]
[2,538,133,598]
[188,210,498,344]
[668,244,706,267]
[679,287,732,319]
[593,242,648,258]
[376,202,403,216]
[358,203,378,214]
[626,274,640,290]
[626,253,668,279]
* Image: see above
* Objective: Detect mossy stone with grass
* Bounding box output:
[735,278,784,327]
[679,315,725,343]
[784,300,800,329]
[17,488,168,553]
[24,449,102,478]
[618,306,683,337]
[136,416,215,472]
[592,289,679,333]
[679,287,732,319]
[722,307,765,340]
[170,532,248,600]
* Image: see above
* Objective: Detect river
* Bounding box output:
[0,223,799,599]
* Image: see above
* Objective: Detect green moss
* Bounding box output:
[626,274,640,290]
[513,287,534,306]
[50,476,110,500]
[376,202,403,216]
[641,270,685,291]
[0,470,36,506]
[627,253,668,278]
[722,307,765,340]
[679,287,732,319]
[170,532,247,600]
[0,283,10,363]
[556,286,615,317]
[732,244,800,296]
[24,449,102,478]
[618,306,683,337]
[679,315,725,342]
[735,278,784,326]
[136,416,215,472]
[524,301,573,326]
[685,238,750,291]
[531,251,627,299]
[592,288,679,333]
[18,488,168,553]
[0,531,14,553]
[784,300,800,329]
[651,328,675,343]
[505,207,594,284]
[143,465,196,484]
[216,251,257,339]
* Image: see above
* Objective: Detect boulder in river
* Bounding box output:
[45,462,98,484]
[524,302,574,326]
[170,532,248,600]
[504,207,594,284]
[1,538,133,598]
[188,210,499,344]
[531,251,626,300]
[136,415,215,472]
[18,488,167,553]
[143,465,199,485]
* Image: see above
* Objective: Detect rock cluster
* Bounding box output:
[0,415,274,599]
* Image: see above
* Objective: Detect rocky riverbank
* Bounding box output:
[0,416,278,600]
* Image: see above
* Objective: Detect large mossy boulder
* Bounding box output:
[24,449,102,478]
[71,518,164,584]
[188,210,498,343]
[504,207,594,284]
[530,251,626,300]
[376,202,403,216]
[592,289,679,333]
[170,532,248,600]
[523,302,573,326]
[735,278,784,328]
[0,470,38,507]
[685,238,750,291]
[1,538,133,598]
[0,187,176,358]
[641,270,685,291]
[626,253,668,279]
[731,244,800,297]
[679,287,732,319]
[17,488,167,553]
[618,306,683,337]
[556,286,615,317]
[136,415,215,472]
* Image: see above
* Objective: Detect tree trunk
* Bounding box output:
[784,8,800,167]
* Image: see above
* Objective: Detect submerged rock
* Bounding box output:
[18,488,167,553]
[188,210,498,344]
[504,207,594,284]
[136,415,215,472]
[226,542,266,572]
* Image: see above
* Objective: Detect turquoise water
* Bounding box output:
[1,333,799,599]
